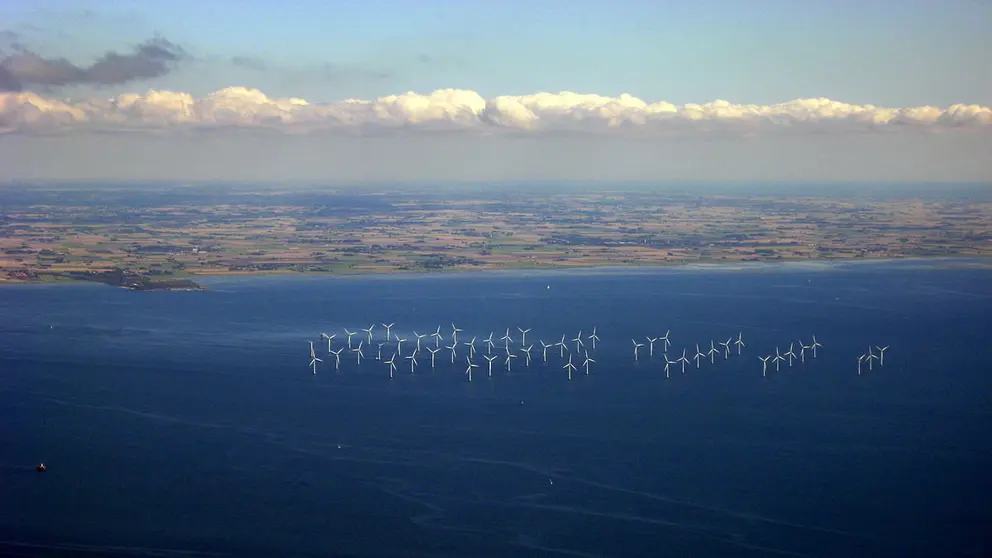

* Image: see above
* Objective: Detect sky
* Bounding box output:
[1,0,990,183]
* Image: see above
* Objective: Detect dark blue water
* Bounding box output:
[2,260,990,557]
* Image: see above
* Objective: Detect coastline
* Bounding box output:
[3,254,990,287]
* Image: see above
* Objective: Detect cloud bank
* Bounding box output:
[1,86,990,136]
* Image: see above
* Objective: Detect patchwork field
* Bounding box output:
[2,184,990,285]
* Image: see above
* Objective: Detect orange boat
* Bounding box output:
[36,463,46,472]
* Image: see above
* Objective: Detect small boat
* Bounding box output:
[36,463,47,472]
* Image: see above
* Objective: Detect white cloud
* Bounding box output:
[1,86,989,135]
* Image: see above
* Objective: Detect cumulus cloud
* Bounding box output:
[0,86,989,135]
[0,37,185,92]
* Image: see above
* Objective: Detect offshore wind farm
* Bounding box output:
[3,258,990,557]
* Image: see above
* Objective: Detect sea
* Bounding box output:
[1,259,990,557]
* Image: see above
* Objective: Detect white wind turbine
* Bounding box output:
[588,327,601,350]
[759,355,771,377]
[707,340,719,364]
[556,334,567,358]
[484,332,496,354]
[582,351,595,375]
[811,335,823,358]
[563,354,577,380]
[451,323,463,345]
[521,344,534,366]
[875,345,889,366]
[446,342,458,363]
[646,336,659,357]
[517,327,531,347]
[384,352,397,379]
[483,354,498,377]
[376,342,385,360]
[773,347,784,372]
[572,331,585,353]
[784,343,797,367]
[464,336,477,358]
[343,328,357,349]
[500,328,513,350]
[678,349,689,374]
[406,350,418,374]
[504,352,518,373]
[735,332,745,355]
[693,344,705,368]
[663,354,676,379]
[361,324,375,344]
[382,322,395,342]
[659,329,672,351]
[309,341,322,375]
[465,356,478,382]
[539,340,552,362]
[413,331,427,352]
[866,347,877,371]
[426,346,440,368]
[857,354,865,375]
[631,338,644,361]
[395,336,407,356]
[431,325,443,348]
[320,332,336,352]
[353,341,365,365]
[719,338,731,360]
[798,341,811,363]
[329,348,343,371]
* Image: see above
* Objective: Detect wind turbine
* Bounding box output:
[773,347,784,372]
[344,328,357,349]
[646,337,658,357]
[483,354,497,377]
[451,323,463,345]
[521,344,534,366]
[759,355,771,377]
[735,332,745,355]
[504,352,518,373]
[811,335,823,358]
[693,344,705,368]
[663,354,676,379]
[406,350,418,374]
[784,343,797,367]
[320,332,336,352]
[707,340,719,364]
[798,341,811,363]
[517,327,531,347]
[465,357,478,382]
[563,354,577,380]
[395,336,407,356]
[631,339,644,361]
[857,354,865,375]
[464,336,477,358]
[426,346,440,368]
[500,328,513,349]
[678,349,689,374]
[572,331,585,353]
[588,327,601,350]
[875,345,889,366]
[353,341,365,364]
[376,342,385,360]
[330,348,343,370]
[539,341,552,362]
[382,322,395,342]
[556,334,567,358]
[659,329,672,351]
[384,353,397,379]
[361,324,375,344]
[483,332,496,354]
[446,342,458,363]
[413,331,427,352]
[582,351,595,375]
[309,341,322,374]
[431,325,443,348]
[719,338,731,360]
[866,347,877,371]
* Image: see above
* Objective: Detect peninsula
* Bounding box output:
[2,183,990,285]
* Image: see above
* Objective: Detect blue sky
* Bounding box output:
[3,0,990,106]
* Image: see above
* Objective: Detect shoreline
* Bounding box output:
[3,255,990,287]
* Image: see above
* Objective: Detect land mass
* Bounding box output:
[1,182,990,286]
